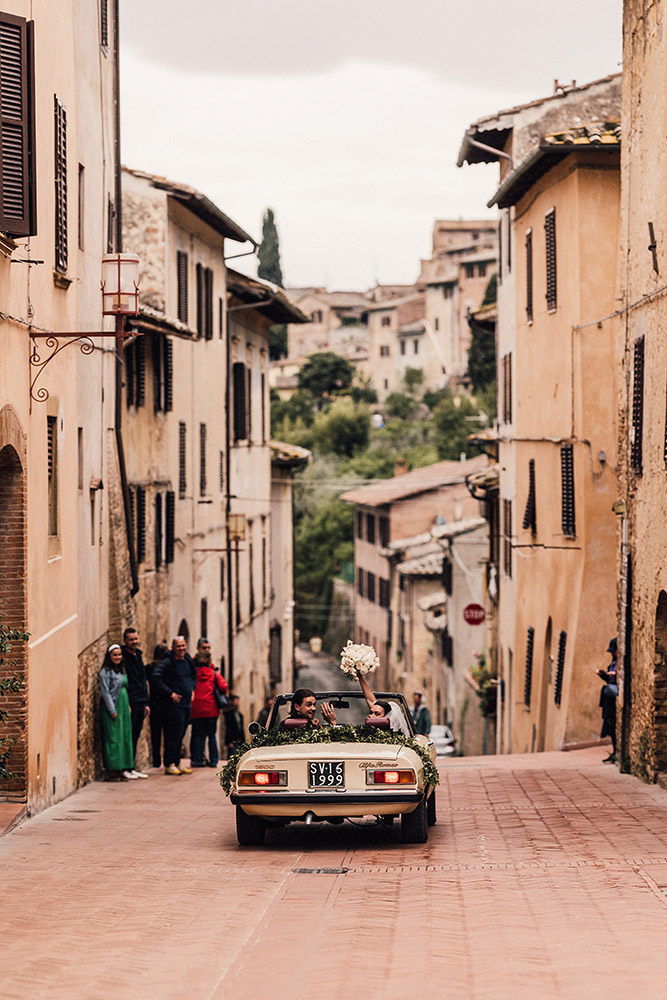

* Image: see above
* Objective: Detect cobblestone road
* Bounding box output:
[2,747,667,1000]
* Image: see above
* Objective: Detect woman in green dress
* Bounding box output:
[99,643,134,780]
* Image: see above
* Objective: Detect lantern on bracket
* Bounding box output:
[101,253,140,317]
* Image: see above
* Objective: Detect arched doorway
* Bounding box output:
[177,618,190,649]
[653,591,667,774]
[0,443,27,800]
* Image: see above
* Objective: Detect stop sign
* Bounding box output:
[463,603,486,625]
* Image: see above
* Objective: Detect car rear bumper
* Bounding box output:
[231,790,425,819]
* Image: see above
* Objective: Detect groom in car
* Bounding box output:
[281,688,337,729]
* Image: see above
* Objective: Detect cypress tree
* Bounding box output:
[257,208,287,359]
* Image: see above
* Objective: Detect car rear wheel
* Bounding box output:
[401,798,428,843]
[236,806,266,846]
[427,789,437,826]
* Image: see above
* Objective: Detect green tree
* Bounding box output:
[294,497,354,640]
[298,351,355,400]
[257,208,288,361]
[481,272,497,306]
[432,391,483,461]
[402,366,425,396]
[384,392,417,420]
[312,401,370,458]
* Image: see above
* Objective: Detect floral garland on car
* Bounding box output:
[220,724,440,795]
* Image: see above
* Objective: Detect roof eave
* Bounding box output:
[489,143,620,209]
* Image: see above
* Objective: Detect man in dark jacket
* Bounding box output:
[152,636,196,775]
[122,627,149,778]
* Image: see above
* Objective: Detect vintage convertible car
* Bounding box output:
[224,691,438,846]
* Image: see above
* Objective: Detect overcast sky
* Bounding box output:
[120,1,622,290]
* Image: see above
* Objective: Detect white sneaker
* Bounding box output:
[130,769,148,778]
[122,770,139,780]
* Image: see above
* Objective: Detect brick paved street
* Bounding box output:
[3,747,667,1000]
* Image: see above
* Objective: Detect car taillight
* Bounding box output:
[366,769,416,785]
[238,770,287,786]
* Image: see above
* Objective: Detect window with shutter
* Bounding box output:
[498,217,503,283]
[196,262,204,338]
[261,372,266,444]
[100,0,108,48]
[0,13,36,237]
[136,485,146,564]
[367,572,376,603]
[357,567,364,597]
[234,544,241,628]
[261,518,267,605]
[164,338,173,411]
[502,353,513,424]
[176,251,188,324]
[522,458,536,534]
[219,450,224,492]
[128,485,135,539]
[525,229,533,323]
[178,421,186,498]
[442,559,452,596]
[356,511,363,540]
[379,578,390,608]
[379,517,390,547]
[249,529,255,617]
[233,362,247,441]
[200,598,208,638]
[219,297,223,339]
[502,498,512,578]
[506,212,512,273]
[560,444,576,537]
[154,492,163,569]
[554,630,567,706]
[246,364,252,441]
[366,513,376,544]
[524,627,535,707]
[135,336,146,407]
[545,208,557,311]
[47,415,58,536]
[54,96,68,273]
[106,195,114,253]
[199,423,207,496]
[205,268,213,340]
[78,163,84,250]
[125,342,135,408]
[631,335,645,474]
[219,557,225,601]
[165,491,175,564]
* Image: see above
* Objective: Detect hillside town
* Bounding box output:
[3,2,667,999]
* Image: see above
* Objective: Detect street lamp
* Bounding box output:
[101,253,140,318]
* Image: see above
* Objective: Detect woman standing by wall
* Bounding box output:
[99,643,135,781]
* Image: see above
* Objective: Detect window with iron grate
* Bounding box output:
[522,458,536,534]
[54,96,68,273]
[524,626,535,708]
[560,444,576,537]
[554,630,567,706]
[631,335,645,474]
[178,422,186,498]
[545,208,557,311]
[525,229,533,323]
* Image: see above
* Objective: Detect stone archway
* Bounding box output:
[0,440,28,801]
[653,591,667,774]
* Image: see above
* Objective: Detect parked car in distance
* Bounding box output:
[429,724,456,756]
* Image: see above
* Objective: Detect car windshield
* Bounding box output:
[267,691,414,734]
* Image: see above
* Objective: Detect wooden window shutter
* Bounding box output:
[379,578,390,608]
[178,421,186,497]
[125,342,135,407]
[503,498,512,578]
[545,208,557,311]
[165,490,175,564]
[199,422,207,496]
[47,415,58,535]
[357,567,364,597]
[135,335,146,407]
[219,557,225,601]
[200,597,208,638]
[219,297,223,339]
[560,444,576,537]
[100,0,108,48]
[498,217,503,283]
[0,14,36,236]
[54,95,68,273]
[554,630,567,706]
[136,485,146,563]
[177,250,188,323]
[196,262,204,338]
[367,572,376,603]
[106,195,114,252]
[502,353,513,424]
[152,333,162,413]
[522,458,536,534]
[233,362,247,441]
[249,533,255,617]
[246,364,252,440]
[164,338,173,412]
[524,627,535,707]
[205,268,213,340]
[366,513,375,544]
[261,372,266,443]
[128,485,135,539]
[356,511,363,540]
[525,229,533,322]
[154,491,163,569]
[506,212,512,273]
[631,335,645,474]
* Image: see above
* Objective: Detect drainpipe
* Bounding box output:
[113,0,138,596]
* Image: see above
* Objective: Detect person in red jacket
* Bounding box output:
[189,638,228,767]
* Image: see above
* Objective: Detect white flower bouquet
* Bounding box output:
[339,639,380,678]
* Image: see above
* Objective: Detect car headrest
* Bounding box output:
[283,717,309,730]
[365,716,391,729]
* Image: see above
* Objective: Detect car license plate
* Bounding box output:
[308,761,344,787]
